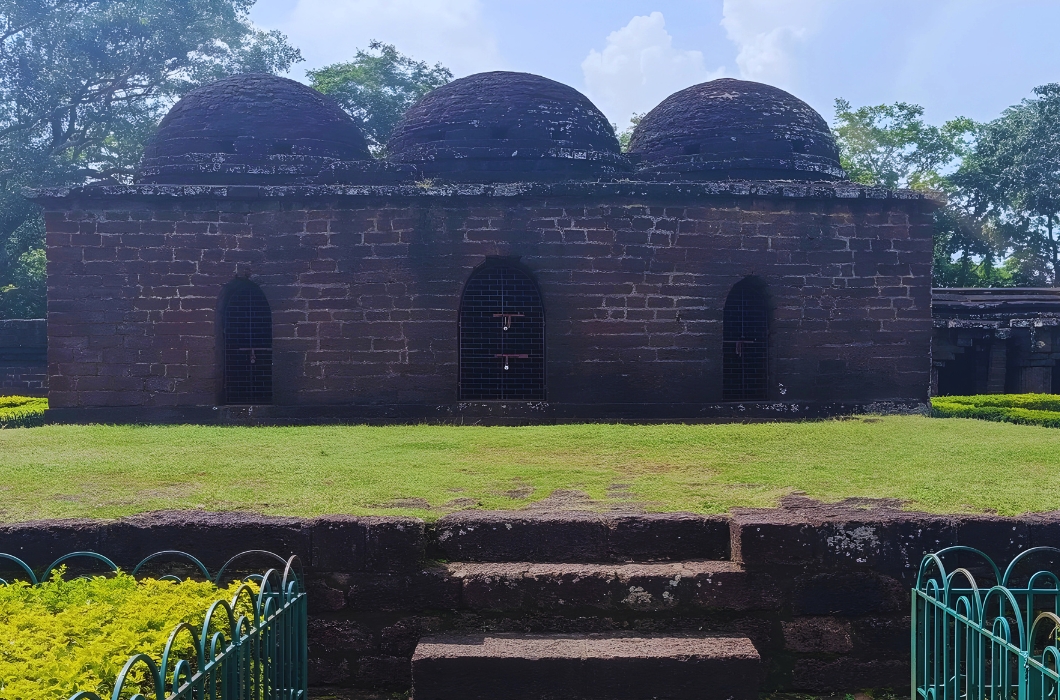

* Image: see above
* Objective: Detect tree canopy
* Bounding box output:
[0,0,301,318]
[831,92,1060,288]
[308,41,451,154]
[832,99,974,190]
[952,84,1060,286]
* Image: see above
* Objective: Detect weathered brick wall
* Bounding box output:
[0,319,47,396]
[38,182,933,417]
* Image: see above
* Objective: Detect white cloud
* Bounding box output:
[720,0,831,89]
[581,12,724,130]
[263,0,504,77]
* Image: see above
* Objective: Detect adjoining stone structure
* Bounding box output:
[0,319,47,396]
[932,287,1060,395]
[34,72,935,424]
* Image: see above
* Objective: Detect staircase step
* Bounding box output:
[447,560,756,611]
[412,633,760,700]
[433,512,731,562]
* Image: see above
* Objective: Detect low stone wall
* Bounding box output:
[0,503,1051,694]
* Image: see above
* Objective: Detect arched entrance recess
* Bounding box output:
[459,262,545,400]
[722,277,769,401]
[221,279,273,404]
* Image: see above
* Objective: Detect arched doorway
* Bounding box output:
[459,262,545,400]
[723,277,769,401]
[221,280,272,404]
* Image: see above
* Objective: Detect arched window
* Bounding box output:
[459,262,545,400]
[222,280,272,405]
[723,277,769,401]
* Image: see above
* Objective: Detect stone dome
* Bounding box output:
[386,71,628,182]
[137,73,372,185]
[628,79,845,181]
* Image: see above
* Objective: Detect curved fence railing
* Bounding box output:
[0,549,307,700]
[914,546,1060,700]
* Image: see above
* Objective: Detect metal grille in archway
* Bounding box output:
[722,278,769,401]
[222,281,272,404]
[459,264,545,400]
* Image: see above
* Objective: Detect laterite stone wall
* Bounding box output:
[0,504,1049,694]
[36,182,933,421]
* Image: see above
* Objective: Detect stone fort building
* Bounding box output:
[34,72,934,423]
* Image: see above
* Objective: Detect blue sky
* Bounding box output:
[250,0,1060,130]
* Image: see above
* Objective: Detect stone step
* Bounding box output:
[412,633,760,700]
[447,560,759,612]
[433,511,731,563]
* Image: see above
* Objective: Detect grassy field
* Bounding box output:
[0,415,1059,522]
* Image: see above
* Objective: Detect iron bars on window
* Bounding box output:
[459,263,545,401]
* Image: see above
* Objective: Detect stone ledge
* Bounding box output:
[446,560,751,612]
[434,511,730,562]
[411,633,760,700]
[44,400,929,426]
[29,179,930,204]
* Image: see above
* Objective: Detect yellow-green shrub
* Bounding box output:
[0,570,253,700]
[0,396,47,429]
[931,394,1060,428]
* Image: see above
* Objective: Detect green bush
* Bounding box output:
[0,569,252,700]
[0,395,47,428]
[931,394,1060,427]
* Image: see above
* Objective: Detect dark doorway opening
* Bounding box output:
[222,280,272,404]
[459,262,545,400]
[723,277,769,401]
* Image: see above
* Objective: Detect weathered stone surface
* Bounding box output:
[37,180,933,420]
[629,78,844,181]
[447,560,750,612]
[731,499,959,581]
[435,512,730,563]
[412,633,760,700]
[380,617,444,657]
[309,618,376,655]
[362,517,426,573]
[607,513,731,561]
[138,74,371,185]
[307,574,350,612]
[102,510,311,571]
[2,508,1052,696]
[435,512,610,562]
[345,568,460,612]
[387,71,627,182]
[782,617,854,653]
[790,657,908,692]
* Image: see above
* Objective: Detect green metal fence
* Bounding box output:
[0,549,307,700]
[913,546,1060,700]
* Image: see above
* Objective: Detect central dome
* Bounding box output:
[386,71,628,182]
[138,74,372,185]
[628,78,845,181]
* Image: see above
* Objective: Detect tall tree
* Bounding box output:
[832,99,1001,287]
[832,99,974,190]
[953,84,1060,286]
[308,41,451,154]
[0,0,301,318]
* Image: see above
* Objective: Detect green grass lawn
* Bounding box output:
[0,415,1058,522]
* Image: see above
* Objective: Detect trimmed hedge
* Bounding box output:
[931,394,1060,428]
[0,569,252,700]
[0,395,47,428]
